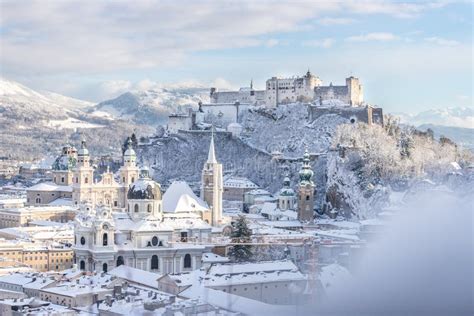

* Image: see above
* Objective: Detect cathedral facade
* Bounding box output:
[73,134,224,274]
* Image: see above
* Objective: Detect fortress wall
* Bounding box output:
[201,103,251,128]
[308,105,383,126]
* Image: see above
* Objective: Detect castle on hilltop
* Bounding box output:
[167,70,382,134]
[209,70,364,107]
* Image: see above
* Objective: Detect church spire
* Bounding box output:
[207,128,217,164]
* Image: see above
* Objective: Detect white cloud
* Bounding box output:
[317,17,356,26]
[302,38,335,48]
[0,1,446,78]
[344,1,447,19]
[264,39,279,48]
[424,36,460,46]
[346,32,399,42]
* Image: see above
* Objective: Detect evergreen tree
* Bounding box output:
[229,215,253,262]
[130,133,138,149]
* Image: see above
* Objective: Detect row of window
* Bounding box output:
[79,254,193,272]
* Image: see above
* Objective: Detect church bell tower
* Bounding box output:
[201,130,223,226]
[297,148,315,222]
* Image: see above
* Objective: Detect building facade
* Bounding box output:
[73,169,214,274]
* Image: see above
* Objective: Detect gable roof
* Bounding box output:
[162,181,208,213]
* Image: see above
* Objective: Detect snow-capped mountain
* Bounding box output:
[91,88,209,125]
[393,107,473,129]
[0,77,94,123]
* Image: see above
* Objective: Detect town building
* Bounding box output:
[0,206,76,229]
[223,176,259,208]
[0,240,73,272]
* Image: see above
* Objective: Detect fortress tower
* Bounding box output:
[201,131,223,226]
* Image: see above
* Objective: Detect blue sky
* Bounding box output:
[0,0,472,113]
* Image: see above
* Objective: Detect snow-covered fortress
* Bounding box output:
[167,70,381,134]
[209,70,364,107]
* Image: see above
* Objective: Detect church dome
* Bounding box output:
[77,139,89,156]
[123,138,136,158]
[52,147,77,171]
[280,177,295,196]
[127,167,161,200]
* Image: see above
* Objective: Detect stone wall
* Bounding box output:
[308,105,384,126]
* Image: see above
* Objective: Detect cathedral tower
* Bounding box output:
[73,139,94,205]
[119,138,140,188]
[297,148,315,222]
[201,131,223,226]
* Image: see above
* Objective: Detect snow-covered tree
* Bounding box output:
[229,215,253,262]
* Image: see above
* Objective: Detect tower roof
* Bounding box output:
[77,139,89,157]
[123,137,136,158]
[207,129,217,164]
[299,147,314,185]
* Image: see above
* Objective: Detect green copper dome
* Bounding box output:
[299,148,314,185]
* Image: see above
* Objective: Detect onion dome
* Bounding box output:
[280,176,295,196]
[77,139,89,157]
[127,167,161,200]
[299,148,314,185]
[52,145,77,171]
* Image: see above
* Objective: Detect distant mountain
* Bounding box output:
[0,78,151,159]
[0,77,94,124]
[418,124,474,150]
[91,88,209,125]
[393,107,473,129]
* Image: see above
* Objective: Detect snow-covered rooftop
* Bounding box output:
[162,181,208,213]
[26,182,72,192]
[108,265,162,289]
[223,176,259,189]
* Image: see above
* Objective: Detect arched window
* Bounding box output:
[85,177,88,184]
[131,177,135,183]
[35,197,41,204]
[103,233,108,246]
[147,204,152,213]
[184,254,191,269]
[80,237,85,245]
[102,263,108,273]
[151,255,159,270]
[122,177,125,183]
[117,256,124,267]
[134,204,139,213]
[61,177,65,183]
[80,260,85,270]
[76,177,78,183]
[152,236,158,246]
[306,195,310,201]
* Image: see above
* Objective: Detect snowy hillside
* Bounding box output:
[393,106,473,129]
[0,78,152,158]
[92,88,209,125]
[0,77,95,124]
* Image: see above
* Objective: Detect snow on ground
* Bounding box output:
[46,117,104,129]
